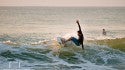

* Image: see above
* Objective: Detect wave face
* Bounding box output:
[0,34,125,70]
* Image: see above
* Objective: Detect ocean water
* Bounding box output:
[0,6,125,70]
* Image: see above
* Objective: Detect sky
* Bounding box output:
[0,0,125,7]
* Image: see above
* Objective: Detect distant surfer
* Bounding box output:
[64,20,84,49]
[102,29,106,35]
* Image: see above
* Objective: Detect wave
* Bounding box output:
[0,34,125,70]
[0,40,125,70]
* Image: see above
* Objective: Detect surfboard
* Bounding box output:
[57,37,65,47]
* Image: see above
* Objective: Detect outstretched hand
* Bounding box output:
[76,19,81,31]
[76,20,79,24]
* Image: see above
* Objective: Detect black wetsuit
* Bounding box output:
[77,22,84,49]
[78,31,84,45]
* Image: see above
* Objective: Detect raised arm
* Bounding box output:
[76,20,82,31]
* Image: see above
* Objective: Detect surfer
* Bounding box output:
[65,20,84,49]
[102,29,106,35]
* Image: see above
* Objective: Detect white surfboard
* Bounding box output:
[57,37,65,47]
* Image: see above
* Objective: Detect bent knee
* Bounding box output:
[70,37,75,40]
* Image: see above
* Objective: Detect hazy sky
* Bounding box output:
[0,0,125,7]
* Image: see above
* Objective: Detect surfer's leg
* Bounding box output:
[65,37,73,42]
[65,37,80,46]
[71,37,80,46]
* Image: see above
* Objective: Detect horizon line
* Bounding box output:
[0,5,125,7]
